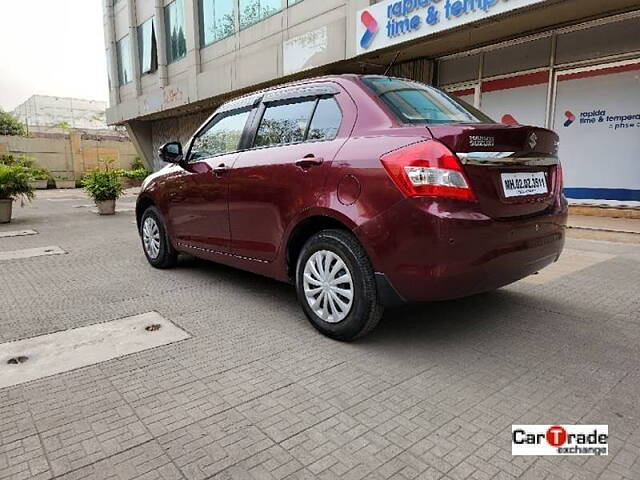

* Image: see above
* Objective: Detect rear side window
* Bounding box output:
[307,98,342,141]
[190,109,251,160]
[255,100,316,147]
[362,76,493,124]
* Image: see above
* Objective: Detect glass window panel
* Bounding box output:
[307,98,342,141]
[483,37,551,77]
[200,0,235,46]
[116,35,133,85]
[438,54,480,86]
[480,77,548,127]
[190,110,251,160]
[556,17,640,65]
[239,0,282,29]
[137,17,157,74]
[255,100,315,147]
[363,77,493,124]
[553,64,640,200]
[288,0,303,5]
[165,0,187,64]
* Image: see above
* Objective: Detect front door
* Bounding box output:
[229,92,349,262]
[166,108,253,253]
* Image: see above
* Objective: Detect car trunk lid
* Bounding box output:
[426,124,561,219]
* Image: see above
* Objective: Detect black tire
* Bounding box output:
[295,229,384,341]
[140,206,178,269]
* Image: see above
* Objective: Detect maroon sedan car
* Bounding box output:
[137,75,567,340]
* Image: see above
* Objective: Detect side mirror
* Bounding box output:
[159,142,183,164]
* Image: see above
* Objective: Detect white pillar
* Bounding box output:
[155,0,169,87]
[104,0,121,106]
[128,0,142,95]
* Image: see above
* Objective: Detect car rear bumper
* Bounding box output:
[356,196,568,304]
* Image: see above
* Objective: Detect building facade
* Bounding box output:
[13,95,109,132]
[104,0,640,204]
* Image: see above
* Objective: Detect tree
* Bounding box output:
[0,110,27,136]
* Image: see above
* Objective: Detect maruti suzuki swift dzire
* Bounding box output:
[137,75,568,340]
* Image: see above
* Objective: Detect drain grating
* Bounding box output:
[7,356,28,365]
[145,324,161,332]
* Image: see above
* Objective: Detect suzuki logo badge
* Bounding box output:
[528,133,538,150]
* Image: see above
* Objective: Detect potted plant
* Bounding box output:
[119,157,152,188]
[54,174,76,189]
[28,167,50,189]
[0,164,34,223]
[0,154,49,189]
[82,164,124,215]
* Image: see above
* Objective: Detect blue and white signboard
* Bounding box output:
[356,0,548,55]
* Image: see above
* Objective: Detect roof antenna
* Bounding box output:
[383,51,401,76]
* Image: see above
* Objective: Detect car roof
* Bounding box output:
[217,74,370,112]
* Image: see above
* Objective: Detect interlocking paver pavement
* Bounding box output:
[0,189,639,479]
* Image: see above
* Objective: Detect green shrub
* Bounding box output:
[121,168,151,180]
[116,158,151,181]
[30,167,50,180]
[130,157,146,170]
[82,168,124,202]
[0,165,35,203]
[0,153,35,169]
[0,154,50,180]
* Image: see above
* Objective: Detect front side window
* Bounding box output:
[255,100,315,147]
[363,76,493,124]
[165,0,187,64]
[190,110,251,160]
[200,0,235,46]
[239,0,282,29]
[138,17,157,74]
[307,98,342,141]
[116,35,133,85]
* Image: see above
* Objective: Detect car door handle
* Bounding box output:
[213,164,228,176]
[295,155,324,169]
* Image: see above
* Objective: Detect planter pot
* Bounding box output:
[28,180,48,190]
[0,199,12,224]
[55,180,76,189]
[96,199,116,215]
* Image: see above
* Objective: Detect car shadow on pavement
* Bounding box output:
[359,288,542,348]
[179,255,542,348]
[176,254,297,297]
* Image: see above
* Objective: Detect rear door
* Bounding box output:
[228,84,352,262]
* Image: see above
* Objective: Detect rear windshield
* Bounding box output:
[362,76,494,125]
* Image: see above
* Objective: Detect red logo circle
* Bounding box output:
[546,425,567,447]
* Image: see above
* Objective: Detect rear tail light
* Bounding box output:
[555,162,564,194]
[380,140,476,201]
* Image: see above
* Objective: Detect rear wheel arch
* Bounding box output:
[286,214,356,281]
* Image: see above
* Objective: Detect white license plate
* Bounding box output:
[501,172,548,198]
